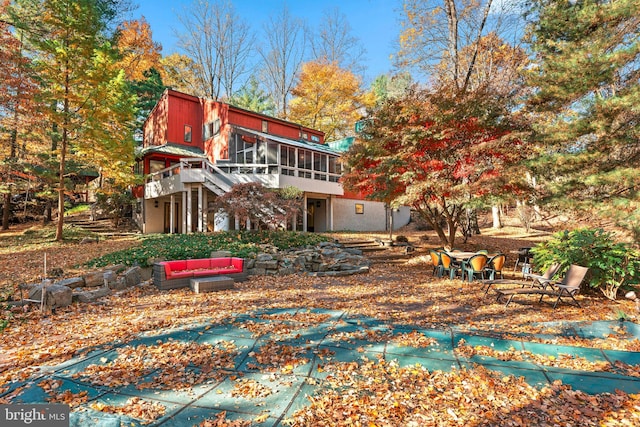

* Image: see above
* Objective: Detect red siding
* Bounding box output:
[167,92,203,149]
[143,89,327,166]
[143,94,169,147]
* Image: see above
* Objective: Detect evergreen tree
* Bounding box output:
[128,68,166,142]
[228,76,275,116]
[524,0,640,236]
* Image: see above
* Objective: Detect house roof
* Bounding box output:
[234,126,341,156]
[136,143,206,158]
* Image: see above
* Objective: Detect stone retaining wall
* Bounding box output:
[18,241,370,310]
[243,241,371,277]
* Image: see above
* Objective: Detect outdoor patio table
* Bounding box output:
[448,251,486,261]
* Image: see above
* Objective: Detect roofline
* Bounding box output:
[233,126,340,156]
[145,88,325,141]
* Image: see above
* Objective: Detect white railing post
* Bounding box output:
[170,194,175,234]
[197,184,203,233]
[181,190,187,234]
[186,184,192,234]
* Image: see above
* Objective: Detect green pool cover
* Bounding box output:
[3,309,639,426]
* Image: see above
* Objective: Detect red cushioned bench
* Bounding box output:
[153,257,247,290]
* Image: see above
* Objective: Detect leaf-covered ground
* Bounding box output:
[2,227,640,425]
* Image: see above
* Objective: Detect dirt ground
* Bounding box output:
[1,219,638,347]
[2,219,640,426]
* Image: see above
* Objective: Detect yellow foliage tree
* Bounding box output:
[288,61,374,141]
[159,53,201,96]
[115,17,162,81]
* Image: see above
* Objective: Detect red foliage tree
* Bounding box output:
[210,182,302,231]
[342,87,527,248]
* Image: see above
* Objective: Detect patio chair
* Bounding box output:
[485,253,506,280]
[429,250,443,277]
[480,262,559,296]
[495,265,589,308]
[461,254,488,282]
[439,252,459,280]
[513,247,532,272]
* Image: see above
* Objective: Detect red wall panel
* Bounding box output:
[167,92,203,149]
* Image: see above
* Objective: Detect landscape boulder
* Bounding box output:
[56,277,85,289]
[29,282,73,310]
[74,287,111,303]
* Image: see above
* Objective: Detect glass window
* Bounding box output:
[256,141,266,164]
[355,203,364,214]
[184,125,192,142]
[280,146,296,176]
[311,135,320,142]
[328,157,337,174]
[288,147,296,167]
[298,149,312,178]
[267,142,278,164]
[262,120,268,133]
[149,160,165,173]
[134,160,143,175]
[314,154,327,172]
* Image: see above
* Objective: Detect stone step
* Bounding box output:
[65,214,139,236]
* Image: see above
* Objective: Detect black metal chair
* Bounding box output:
[513,247,532,273]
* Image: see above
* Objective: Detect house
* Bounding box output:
[133,89,410,234]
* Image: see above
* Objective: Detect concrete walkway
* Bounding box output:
[3,309,640,426]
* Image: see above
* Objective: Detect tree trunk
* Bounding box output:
[43,200,52,225]
[492,205,502,229]
[2,191,10,230]
[388,206,394,242]
[443,0,459,87]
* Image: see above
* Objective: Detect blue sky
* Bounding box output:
[131,0,401,82]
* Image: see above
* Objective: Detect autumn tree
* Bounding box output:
[0,0,41,230]
[288,61,373,141]
[176,0,254,100]
[159,53,201,95]
[523,0,640,240]
[397,0,521,87]
[210,182,302,230]
[392,0,529,233]
[258,4,307,118]
[10,0,136,240]
[343,88,527,248]
[115,16,162,81]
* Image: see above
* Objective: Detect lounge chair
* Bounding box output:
[480,262,560,295]
[523,263,561,287]
[495,265,589,308]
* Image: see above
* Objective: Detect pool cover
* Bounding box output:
[2,309,640,426]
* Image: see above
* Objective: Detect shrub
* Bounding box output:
[84,231,329,268]
[94,189,134,228]
[531,228,640,300]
